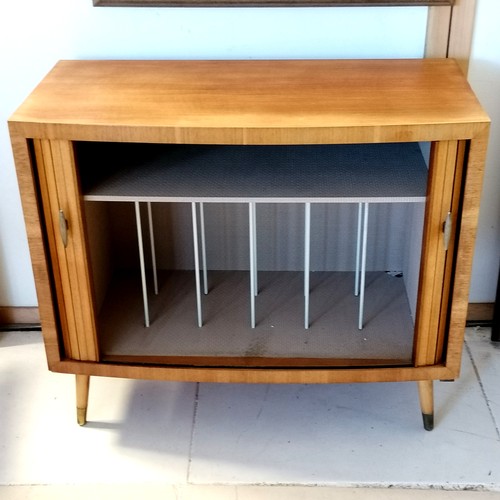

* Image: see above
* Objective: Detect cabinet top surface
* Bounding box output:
[9,59,489,144]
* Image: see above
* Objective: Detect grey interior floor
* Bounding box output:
[1,327,500,499]
[100,271,414,364]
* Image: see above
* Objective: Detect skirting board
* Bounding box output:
[0,307,40,329]
[467,302,494,325]
[0,304,494,329]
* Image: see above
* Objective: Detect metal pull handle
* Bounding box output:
[59,209,68,248]
[443,212,452,251]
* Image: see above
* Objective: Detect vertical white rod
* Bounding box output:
[199,203,208,295]
[252,202,258,296]
[134,202,150,328]
[249,202,256,328]
[359,202,369,330]
[355,202,362,297]
[147,202,158,295]
[304,202,311,329]
[191,202,203,327]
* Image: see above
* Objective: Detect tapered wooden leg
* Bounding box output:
[76,374,90,426]
[417,380,434,431]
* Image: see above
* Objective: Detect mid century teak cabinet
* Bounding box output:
[8,59,490,430]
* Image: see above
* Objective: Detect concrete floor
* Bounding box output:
[1,327,499,499]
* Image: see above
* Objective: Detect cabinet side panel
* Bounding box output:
[446,127,490,375]
[8,135,61,366]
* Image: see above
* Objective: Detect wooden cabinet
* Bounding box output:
[9,59,490,430]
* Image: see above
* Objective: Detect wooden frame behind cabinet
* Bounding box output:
[425,0,476,74]
[95,1,454,6]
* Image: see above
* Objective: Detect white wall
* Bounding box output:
[468,0,500,303]
[0,1,427,307]
[5,2,497,308]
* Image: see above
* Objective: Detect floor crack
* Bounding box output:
[465,340,500,441]
[187,382,200,483]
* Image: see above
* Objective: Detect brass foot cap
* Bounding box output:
[77,407,87,426]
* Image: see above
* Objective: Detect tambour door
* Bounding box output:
[33,139,99,362]
[413,140,467,370]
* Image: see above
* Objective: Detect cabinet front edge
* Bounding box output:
[49,360,453,384]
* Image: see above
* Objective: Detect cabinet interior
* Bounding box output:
[77,142,429,368]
